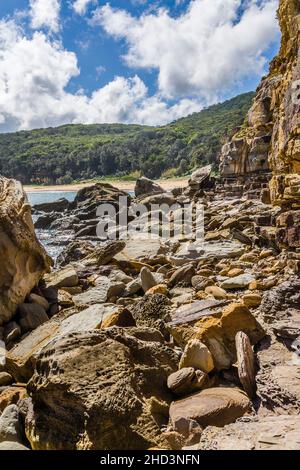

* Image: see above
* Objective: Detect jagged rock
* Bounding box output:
[135,177,164,197]
[25,328,178,450]
[199,416,300,450]
[129,293,171,336]
[179,339,214,373]
[167,368,208,396]
[188,165,212,191]
[0,176,52,324]
[168,264,195,288]
[56,240,95,266]
[235,331,256,398]
[259,277,300,339]
[0,387,27,413]
[34,212,58,229]
[169,302,265,370]
[33,198,69,213]
[220,273,255,290]
[170,387,250,430]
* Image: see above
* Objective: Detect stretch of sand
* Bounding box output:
[24,178,189,193]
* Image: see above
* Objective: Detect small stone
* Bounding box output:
[227,268,244,277]
[191,276,214,291]
[221,273,255,290]
[235,331,256,399]
[167,367,208,396]
[242,293,262,308]
[58,290,74,308]
[18,304,49,333]
[179,339,214,373]
[140,267,158,293]
[0,372,13,386]
[28,293,49,311]
[147,284,168,296]
[205,285,227,299]
[3,322,21,343]
[169,264,196,287]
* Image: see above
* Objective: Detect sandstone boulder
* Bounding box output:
[0,176,52,324]
[135,177,164,197]
[170,387,250,430]
[25,328,178,450]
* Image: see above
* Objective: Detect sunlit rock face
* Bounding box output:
[0,176,52,324]
[220,0,300,209]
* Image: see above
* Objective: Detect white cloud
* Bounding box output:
[93,0,280,101]
[0,17,201,132]
[29,0,61,32]
[73,0,95,15]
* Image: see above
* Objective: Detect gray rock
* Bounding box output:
[221,273,255,290]
[28,293,50,311]
[18,304,49,333]
[135,177,164,197]
[0,404,23,443]
[140,267,158,293]
[0,441,29,450]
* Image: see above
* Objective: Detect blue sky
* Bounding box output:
[0,1,280,131]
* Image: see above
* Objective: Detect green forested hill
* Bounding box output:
[0,92,254,184]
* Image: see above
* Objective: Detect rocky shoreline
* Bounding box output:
[0,0,300,451]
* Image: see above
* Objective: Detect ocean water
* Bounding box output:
[26,191,77,206]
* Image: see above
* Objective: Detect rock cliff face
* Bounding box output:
[220,0,300,208]
[0,176,52,324]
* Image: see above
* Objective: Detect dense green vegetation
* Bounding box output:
[0,92,254,184]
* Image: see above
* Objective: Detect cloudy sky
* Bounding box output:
[0,0,280,132]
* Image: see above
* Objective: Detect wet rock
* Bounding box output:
[33,198,69,213]
[170,387,250,430]
[25,328,178,450]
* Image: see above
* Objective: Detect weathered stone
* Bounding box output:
[147,284,169,296]
[235,331,256,398]
[199,416,300,450]
[0,387,27,413]
[0,176,51,324]
[168,264,195,288]
[179,339,214,373]
[167,368,208,396]
[0,441,29,450]
[242,293,262,308]
[25,328,178,450]
[205,286,227,299]
[170,387,250,429]
[33,198,69,213]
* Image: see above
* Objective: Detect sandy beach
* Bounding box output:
[24,178,189,193]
